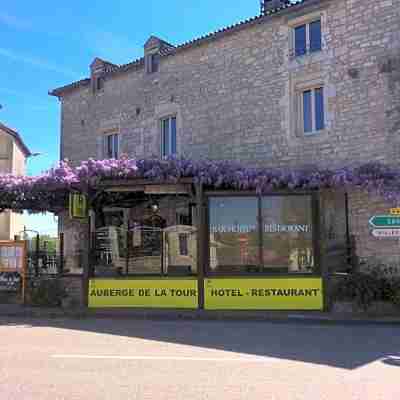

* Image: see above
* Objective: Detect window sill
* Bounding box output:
[303,129,326,136]
[290,49,322,60]
[293,129,329,142]
[288,49,330,69]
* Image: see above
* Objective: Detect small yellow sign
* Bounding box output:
[204,278,323,310]
[69,193,88,219]
[390,208,400,215]
[88,279,198,308]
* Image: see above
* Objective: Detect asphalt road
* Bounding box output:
[0,318,399,400]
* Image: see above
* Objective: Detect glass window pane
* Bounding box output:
[107,135,113,158]
[315,87,325,130]
[209,197,259,273]
[310,20,322,52]
[178,234,189,256]
[171,117,177,155]
[303,90,312,133]
[261,196,314,273]
[164,212,197,276]
[151,54,159,73]
[113,134,119,158]
[162,119,170,156]
[295,25,307,56]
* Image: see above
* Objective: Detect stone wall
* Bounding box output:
[60,0,400,168]
[60,276,84,307]
[58,0,400,267]
[348,189,400,270]
[59,211,88,275]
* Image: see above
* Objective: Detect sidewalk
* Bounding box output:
[0,303,400,324]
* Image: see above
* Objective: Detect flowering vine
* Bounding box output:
[0,157,399,213]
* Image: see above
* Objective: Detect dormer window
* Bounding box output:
[96,76,105,91]
[145,53,159,74]
[294,19,322,57]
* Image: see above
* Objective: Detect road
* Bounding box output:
[0,317,399,400]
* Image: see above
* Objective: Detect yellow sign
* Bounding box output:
[69,193,88,219]
[390,208,400,215]
[204,278,323,310]
[88,279,198,308]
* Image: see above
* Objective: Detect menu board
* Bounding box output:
[0,245,24,272]
[0,242,25,292]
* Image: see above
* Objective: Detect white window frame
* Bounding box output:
[292,19,321,57]
[287,10,324,59]
[160,116,177,158]
[298,86,325,135]
[104,133,119,159]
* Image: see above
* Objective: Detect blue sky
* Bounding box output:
[0,0,259,235]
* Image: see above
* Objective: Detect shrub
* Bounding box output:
[388,278,400,308]
[29,279,68,307]
[333,272,383,310]
[332,266,400,310]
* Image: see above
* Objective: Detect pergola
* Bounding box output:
[1,157,399,310]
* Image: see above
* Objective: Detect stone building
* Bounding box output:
[0,123,31,240]
[49,0,400,309]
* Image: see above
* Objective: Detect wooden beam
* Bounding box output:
[145,184,191,194]
[98,177,194,187]
[104,186,145,193]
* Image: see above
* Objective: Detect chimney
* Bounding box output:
[261,0,290,14]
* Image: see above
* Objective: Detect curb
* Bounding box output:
[0,307,400,324]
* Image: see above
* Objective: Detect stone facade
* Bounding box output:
[53,0,400,266]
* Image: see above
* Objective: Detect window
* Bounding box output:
[301,87,325,134]
[145,53,159,74]
[161,116,177,157]
[209,197,259,273]
[178,233,189,256]
[294,19,321,57]
[261,196,314,273]
[104,133,119,159]
[208,195,315,274]
[97,76,105,91]
[92,197,197,277]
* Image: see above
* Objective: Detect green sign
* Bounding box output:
[369,215,400,228]
[69,193,88,219]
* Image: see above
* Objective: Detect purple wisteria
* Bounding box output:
[1,157,400,212]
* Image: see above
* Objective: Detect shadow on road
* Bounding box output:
[2,318,399,370]
[382,356,400,367]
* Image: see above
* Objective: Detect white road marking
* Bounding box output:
[52,354,276,363]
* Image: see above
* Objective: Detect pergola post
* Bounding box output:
[195,182,205,310]
[81,189,94,308]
